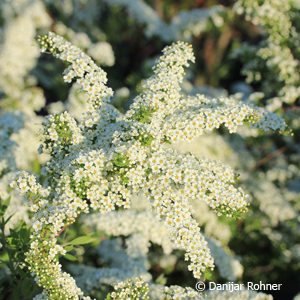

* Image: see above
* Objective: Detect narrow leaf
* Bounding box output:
[64,253,77,261]
[69,235,96,245]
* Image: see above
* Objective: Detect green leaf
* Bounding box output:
[140,135,154,147]
[3,214,14,226]
[120,175,129,185]
[155,273,167,285]
[32,158,41,174]
[113,153,130,168]
[0,197,11,218]
[64,253,77,261]
[69,235,96,245]
[64,245,74,252]
[203,270,213,280]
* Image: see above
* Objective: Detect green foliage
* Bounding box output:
[132,106,157,124]
[113,153,130,168]
[0,198,40,299]
[203,269,213,281]
[140,134,154,147]
[68,234,98,246]
[155,273,167,285]
[64,253,77,261]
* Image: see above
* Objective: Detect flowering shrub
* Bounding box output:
[0,1,299,300]
[9,31,286,299]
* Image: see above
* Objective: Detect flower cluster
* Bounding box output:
[38,32,113,109]
[206,236,243,281]
[104,0,224,42]
[85,210,172,254]
[250,179,297,226]
[162,285,200,299]
[0,0,51,238]
[12,170,88,299]
[0,111,24,173]
[108,278,149,300]
[0,0,50,99]
[83,206,242,282]
[81,203,242,280]
[44,0,100,32]
[234,0,294,44]
[69,238,150,293]
[40,112,84,156]
[13,33,287,298]
[233,0,300,109]
[53,22,115,67]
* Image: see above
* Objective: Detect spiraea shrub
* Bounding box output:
[10,32,287,299]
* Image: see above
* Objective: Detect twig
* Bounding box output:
[154,0,163,18]
[283,105,300,112]
[248,146,288,172]
[56,223,72,237]
[56,212,81,237]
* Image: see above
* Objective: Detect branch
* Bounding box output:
[283,105,300,112]
[154,0,163,18]
[248,146,288,172]
[56,212,81,237]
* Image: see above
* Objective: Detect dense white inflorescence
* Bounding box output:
[0,0,52,235]
[69,238,151,293]
[53,22,115,67]
[206,236,243,281]
[81,207,242,283]
[0,0,51,99]
[85,210,172,254]
[234,0,300,110]
[0,172,30,235]
[109,277,149,300]
[0,131,38,259]
[39,32,114,110]
[12,32,287,298]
